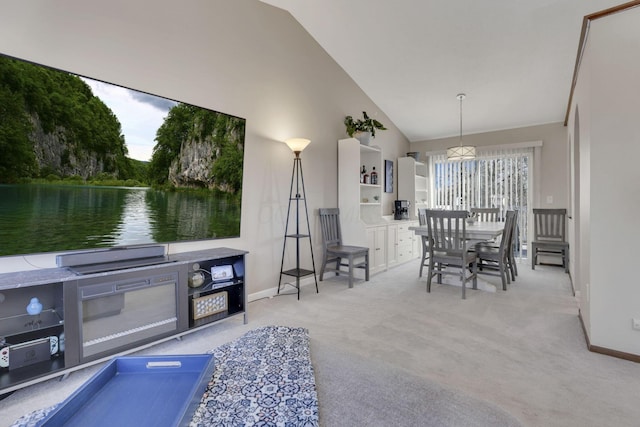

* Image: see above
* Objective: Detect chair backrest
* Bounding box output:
[424,209,468,255]
[318,208,342,249]
[507,210,518,253]
[418,208,428,226]
[500,210,516,252]
[533,208,566,242]
[471,208,499,222]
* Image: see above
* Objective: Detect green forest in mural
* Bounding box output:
[0,55,245,194]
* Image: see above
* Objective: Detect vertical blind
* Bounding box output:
[428,146,533,256]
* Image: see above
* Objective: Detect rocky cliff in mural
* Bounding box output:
[0,55,133,182]
[149,104,245,193]
[29,113,117,179]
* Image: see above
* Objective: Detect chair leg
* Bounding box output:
[320,256,327,281]
[531,245,536,270]
[508,254,516,281]
[426,259,434,293]
[348,255,354,288]
[365,252,370,281]
[472,260,478,290]
[334,258,341,276]
[419,237,428,277]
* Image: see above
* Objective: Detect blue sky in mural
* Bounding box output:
[81,77,177,162]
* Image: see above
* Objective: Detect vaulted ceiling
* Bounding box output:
[260,0,626,141]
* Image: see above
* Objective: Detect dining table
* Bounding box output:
[409,220,506,293]
[408,221,505,241]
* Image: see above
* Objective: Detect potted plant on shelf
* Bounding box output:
[344,111,387,145]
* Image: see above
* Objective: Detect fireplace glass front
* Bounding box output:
[77,270,180,361]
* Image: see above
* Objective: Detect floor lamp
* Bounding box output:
[278,138,318,300]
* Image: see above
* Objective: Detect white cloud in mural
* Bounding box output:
[81,78,177,162]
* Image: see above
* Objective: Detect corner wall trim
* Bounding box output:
[578,310,640,363]
[564,1,640,126]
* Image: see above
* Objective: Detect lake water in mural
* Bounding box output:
[0,184,241,256]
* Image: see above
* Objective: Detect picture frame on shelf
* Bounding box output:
[385,159,393,193]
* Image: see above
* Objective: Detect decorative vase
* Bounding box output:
[26,297,43,315]
[355,131,371,146]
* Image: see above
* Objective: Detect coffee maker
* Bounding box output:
[394,200,410,220]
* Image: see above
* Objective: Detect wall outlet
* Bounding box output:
[546,195,553,204]
[632,318,640,331]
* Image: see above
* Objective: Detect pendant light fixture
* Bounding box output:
[447,93,476,161]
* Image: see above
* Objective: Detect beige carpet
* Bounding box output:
[1,259,639,426]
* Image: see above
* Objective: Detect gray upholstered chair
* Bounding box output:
[531,208,569,272]
[424,209,478,299]
[417,208,429,277]
[318,208,369,288]
[470,207,499,222]
[475,210,516,290]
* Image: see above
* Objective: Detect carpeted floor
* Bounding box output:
[1,259,639,426]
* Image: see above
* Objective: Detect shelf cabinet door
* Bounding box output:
[366,226,387,274]
[387,224,399,267]
[397,221,417,263]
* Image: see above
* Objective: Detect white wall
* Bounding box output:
[0,0,410,295]
[568,7,640,356]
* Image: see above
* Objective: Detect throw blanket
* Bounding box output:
[191,326,319,426]
[11,326,319,427]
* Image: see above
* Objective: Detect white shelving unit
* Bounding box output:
[337,140,419,274]
[338,138,383,247]
[398,156,428,220]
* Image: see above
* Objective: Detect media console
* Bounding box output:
[0,247,247,395]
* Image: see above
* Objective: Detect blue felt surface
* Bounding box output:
[39,355,214,427]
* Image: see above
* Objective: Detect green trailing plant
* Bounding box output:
[344,111,387,138]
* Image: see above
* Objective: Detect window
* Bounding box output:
[428,146,533,257]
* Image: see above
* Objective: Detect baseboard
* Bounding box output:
[578,310,640,363]
[248,275,318,302]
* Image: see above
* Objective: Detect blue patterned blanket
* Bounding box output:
[191,326,319,426]
[11,326,319,427]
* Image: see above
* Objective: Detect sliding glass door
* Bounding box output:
[428,147,533,257]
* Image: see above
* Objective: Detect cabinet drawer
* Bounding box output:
[397,223,413,234]
[397,233,413,245]
[398,247,413,261]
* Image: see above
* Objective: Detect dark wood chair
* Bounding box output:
[318,208,369,288]
[424,209,478,299]
[475,210,516,290]
[471,207,499,222]
[531,208,569,272]
[417,208,430,278]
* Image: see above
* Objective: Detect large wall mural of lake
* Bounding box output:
[0,54,245,257]
[0,185,240,256]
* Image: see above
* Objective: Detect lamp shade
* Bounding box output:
[285,138,311,153]
[446,145,476,161]
[446,93,476,161]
